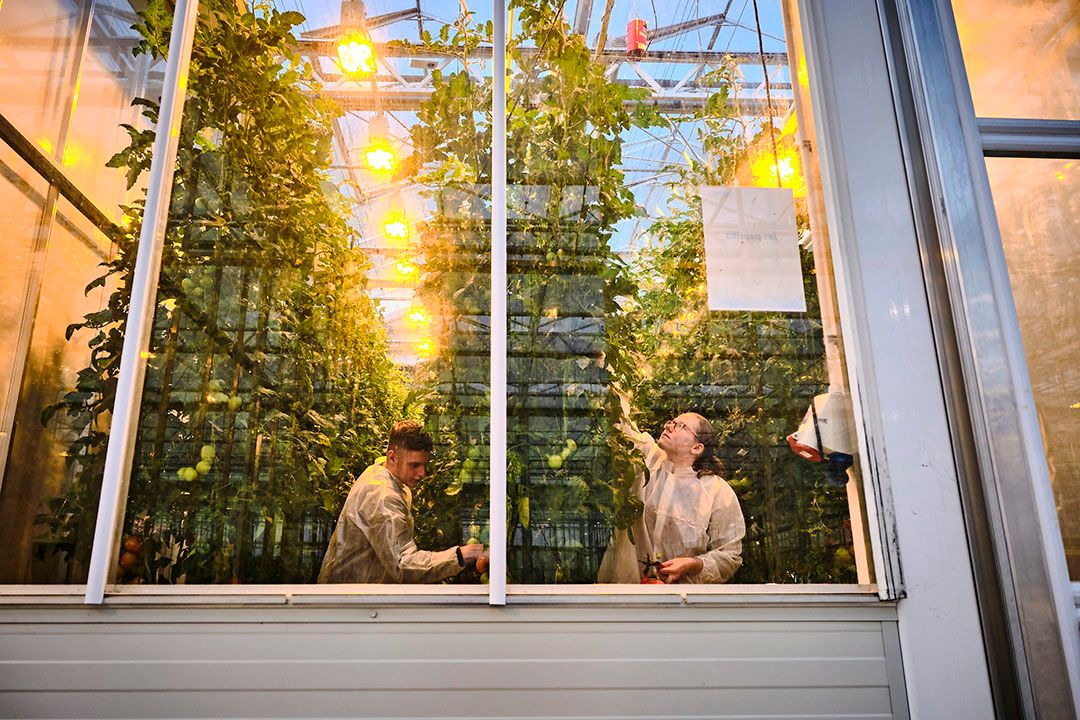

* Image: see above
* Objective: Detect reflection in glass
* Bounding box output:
[952,0,1080,121]
[0,148,116,582]
[986,157,1080,579]
[0,0,83,150]
[65,0,162,220]
[504,0,867,584]
[0,0,151,583]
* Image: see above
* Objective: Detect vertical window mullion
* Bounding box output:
[488,0,508,607]
[84,0,201,605]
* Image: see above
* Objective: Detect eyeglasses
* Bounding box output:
[664,419,701,440]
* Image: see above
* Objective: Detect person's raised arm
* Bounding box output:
[612,385,665,471]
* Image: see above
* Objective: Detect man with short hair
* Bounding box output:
[318,420,485,583]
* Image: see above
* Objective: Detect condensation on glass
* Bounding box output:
[952,0,1080,121]
[0,0,153,583]
[985,157,1080,579]
[505,0,872,585]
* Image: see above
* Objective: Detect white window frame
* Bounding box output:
[46,0,957,608]
[890,0,1080,715]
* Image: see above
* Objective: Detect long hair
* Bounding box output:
[688,413,724,478]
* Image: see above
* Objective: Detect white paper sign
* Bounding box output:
[699,186,806,312]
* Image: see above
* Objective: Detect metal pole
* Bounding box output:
[488,0,507,607]
[85,0,200,605]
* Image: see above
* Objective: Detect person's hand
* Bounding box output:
[658,557,704,583]
[460,543,485,564]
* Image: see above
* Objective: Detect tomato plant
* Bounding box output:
[39,0,407,584]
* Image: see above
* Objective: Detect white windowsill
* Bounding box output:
[0,583,882,608]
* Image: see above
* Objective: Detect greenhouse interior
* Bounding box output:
[0,0,870,587]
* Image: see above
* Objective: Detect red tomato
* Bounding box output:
[118,552,138,570]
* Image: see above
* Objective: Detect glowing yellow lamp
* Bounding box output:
[416,338,436,358]
[364,142,397,173]
[774,155,797,186]
[382,213,411,241]
[750,146,804,197]
[394,259,419,281]
[406,305,429,326]
[337,33,375,76]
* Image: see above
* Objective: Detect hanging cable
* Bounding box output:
[751,0,782,188]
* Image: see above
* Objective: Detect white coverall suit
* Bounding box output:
[599,426,745,584]
[318,461,462,583]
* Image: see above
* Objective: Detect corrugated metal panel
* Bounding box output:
[0,604,906,719]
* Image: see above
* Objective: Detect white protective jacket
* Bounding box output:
[600,426,745,584]
[318,461,462,583]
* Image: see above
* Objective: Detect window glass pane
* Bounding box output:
[504,0,871,585]
[64,0,162,219]
[0,1,166,585]
[952,0,1080,121]
[110,2,492,585]
[0,142,114,581]
[985,157,1080,579]
[0,0,83,150]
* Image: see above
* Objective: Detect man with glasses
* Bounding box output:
[602,410,745,584]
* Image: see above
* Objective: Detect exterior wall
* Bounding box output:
[0,600,906,719]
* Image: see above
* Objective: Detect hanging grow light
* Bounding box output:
[363,114,397,173]
[394,258,419,281]
[337,1,376,77]
[382,210,411,241]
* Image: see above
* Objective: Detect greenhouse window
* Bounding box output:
[0,0,892,604]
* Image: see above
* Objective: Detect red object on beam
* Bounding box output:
[627,18,648,57]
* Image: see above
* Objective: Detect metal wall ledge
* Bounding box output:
[0,583,881,609]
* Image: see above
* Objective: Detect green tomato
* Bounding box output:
[181,278,195,293]
[207,379,225,393]
[200,444,216,461]
[227,395,242,411]
[466,446,482,460]
[565,438,577,453]
[180,467,199,482]
[462,458,477,472]
[195,460,212,475]
[560,447,572,460]
[547,454,563,470]
[466,537,481,546]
